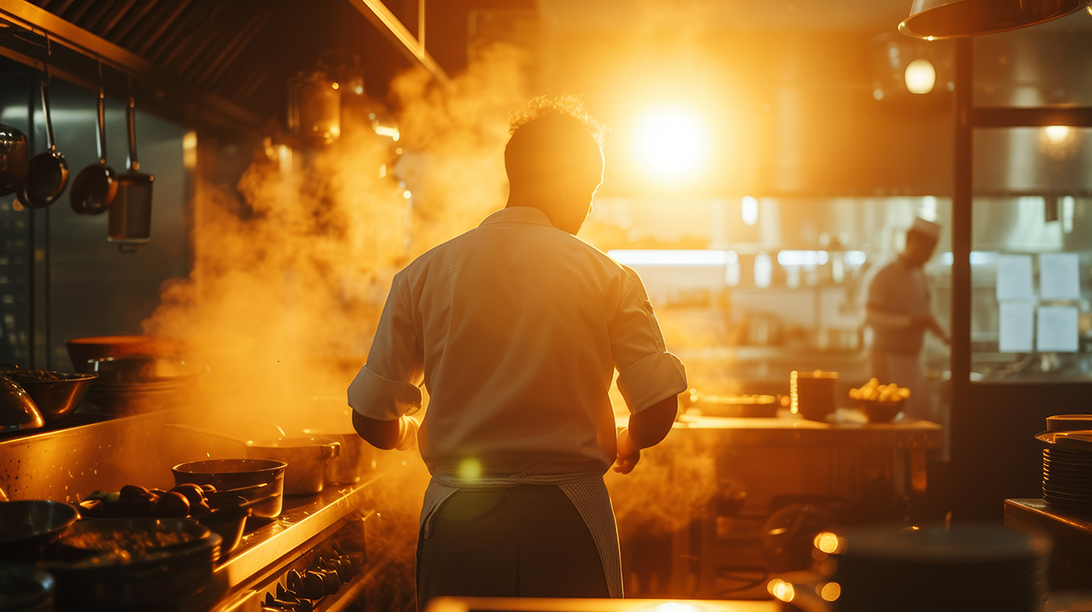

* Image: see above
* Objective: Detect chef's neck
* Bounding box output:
[505,192,590,235]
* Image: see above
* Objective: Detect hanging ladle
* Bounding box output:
[70,67,117,215]
[17,37,68,209]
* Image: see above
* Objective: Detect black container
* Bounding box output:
[41,518,220,610]
[172,459,286,521]
[831,523,1050,612]
[0,501,79,563]
[0,564,54,612]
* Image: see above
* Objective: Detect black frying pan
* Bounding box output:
[17,79,68,209]
[69,85,117,215]
[0,122,28,197]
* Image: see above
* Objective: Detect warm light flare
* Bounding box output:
[1044,125,1072,143]
[458,458,482,481]
[819,581,842,601]
[631,104,711,185]
[904,59,936,94]
[767,579,796,602]
[813,531,845,554]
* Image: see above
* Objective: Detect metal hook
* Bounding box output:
[42,31,50,86]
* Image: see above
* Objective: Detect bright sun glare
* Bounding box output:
[631,104,711,185]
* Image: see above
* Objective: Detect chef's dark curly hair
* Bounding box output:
[505,95,605,191]
[508,94,604,147]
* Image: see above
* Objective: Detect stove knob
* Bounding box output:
[317,569,341,595]
[287,570,304,595]
[334,558,351,583]
[303,571,327,600]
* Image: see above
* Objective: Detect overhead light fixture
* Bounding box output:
[900,0,1089,39]
[904,59,936,94]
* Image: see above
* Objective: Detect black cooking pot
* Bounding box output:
[172,458,286,522]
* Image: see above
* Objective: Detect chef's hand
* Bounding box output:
[396,416,420,451]
[613,428,640,474]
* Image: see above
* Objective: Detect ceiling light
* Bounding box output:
[904,59,936,94]
[900,0,1088,39]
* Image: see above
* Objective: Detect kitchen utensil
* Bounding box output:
[172,459,286,520]
[66,335,176,373]
[108,96,154,250]
[17,77,67,209]
[858,399,904,423]
[790,370,838,422]
[69,84,117,215]
[830,523,1050,612]
[1046,414,1092,432]
[0,563,54,612]
[0,500,79,563]
[0,122,28,197]
[0,371,96,422]
[194,503,250,559]
[41,517,220,610]
[680,389,779,419]
[245,437,341,495]
[303,427,374,484]
[0,378,44,433]
[168,424,341,495]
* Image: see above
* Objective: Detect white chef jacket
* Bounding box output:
[864,256,934,356]
[348,206,688,476]
[864,256,935,420]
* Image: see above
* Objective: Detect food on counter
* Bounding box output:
[80,483,216,519]
[849,378,911,402]
[0,369,69,383]
[60,524,198,559]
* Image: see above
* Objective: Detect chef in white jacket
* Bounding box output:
[864,218,949,420]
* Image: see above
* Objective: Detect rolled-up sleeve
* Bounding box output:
[610,268,688,414]
[348,275,424,421]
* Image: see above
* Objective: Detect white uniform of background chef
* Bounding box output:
[348,96,687,610]
[864,218,949,421]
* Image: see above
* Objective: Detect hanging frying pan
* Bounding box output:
[108,96,154,249]
[69,85,117,215]
[0,123,28,197]
[17,77,68,209]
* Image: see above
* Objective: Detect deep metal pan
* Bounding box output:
[18,77,68,209]
[69,84,117,215]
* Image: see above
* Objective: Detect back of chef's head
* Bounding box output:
[505,96,604,197]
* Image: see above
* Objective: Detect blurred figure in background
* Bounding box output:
[349,95,687,609]
[864,218,949,421]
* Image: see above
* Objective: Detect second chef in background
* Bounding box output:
[864,217,949,421]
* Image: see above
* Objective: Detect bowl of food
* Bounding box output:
[0,370,97,422]
[850,379,910,423]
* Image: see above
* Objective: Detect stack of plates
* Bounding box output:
[1037,430,1092,513]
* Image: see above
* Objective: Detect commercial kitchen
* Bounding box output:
[1,0,1092,611]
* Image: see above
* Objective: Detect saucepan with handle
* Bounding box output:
[18,71,68,209]
[166,424,340,495]
[70,82,117,215]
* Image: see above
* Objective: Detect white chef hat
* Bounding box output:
[909,217,941,240]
